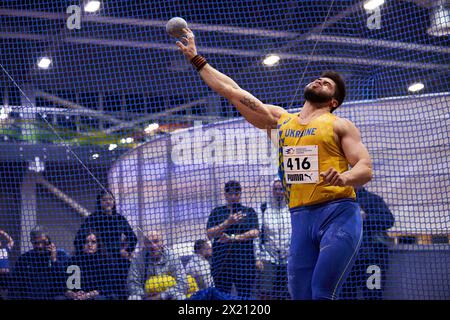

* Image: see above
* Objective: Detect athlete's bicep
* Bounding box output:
[338,119,371,167]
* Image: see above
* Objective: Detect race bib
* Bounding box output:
[283,145,319,184]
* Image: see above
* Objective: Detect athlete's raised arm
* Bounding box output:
[176,28,286,130]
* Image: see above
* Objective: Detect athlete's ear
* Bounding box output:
[331,98,338,109]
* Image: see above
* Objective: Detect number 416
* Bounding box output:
[286,157,311,170]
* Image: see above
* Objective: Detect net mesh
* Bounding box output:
[0,0,449,300]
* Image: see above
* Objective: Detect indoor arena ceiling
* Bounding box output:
[0,0,449,146]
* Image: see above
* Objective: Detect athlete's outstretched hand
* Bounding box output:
[176,28,197,61]
[320,168,348,186]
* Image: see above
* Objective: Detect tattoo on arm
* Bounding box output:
[239,97,259,111]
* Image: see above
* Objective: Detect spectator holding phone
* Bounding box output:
[206,181,259,299]
[9,226,68,299]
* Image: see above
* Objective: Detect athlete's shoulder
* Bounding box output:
[333,116,360,136]
[336,116,358,126]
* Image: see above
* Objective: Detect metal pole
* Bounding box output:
[165,134,175,247]
[136,147,145,244]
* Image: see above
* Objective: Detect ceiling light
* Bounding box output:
[108,144,118,151]
[28,156,45,172]
[84,1,101,13]
[427,3,450,37]
[263,54,281,67]
[120,137,134,144]
[144,123,160,134]
[92,153,100,159]
[408,82,424,93]
[37,57,52,69]
[363,0,385,11]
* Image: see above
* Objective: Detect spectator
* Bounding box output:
[0,229,14,298]
[79,189,138,299]
[127,230,188,300]
[255,179,291,300]
[206,180,259,299]
[185,239,214,290]
[80,189,138,260]
[9,227,68,299]
[341,187,395,300]
[61,229,112,300]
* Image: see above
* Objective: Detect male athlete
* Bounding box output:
[176,28,373,300]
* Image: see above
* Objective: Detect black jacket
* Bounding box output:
[9,249,68,299]
[79,213,138,258]
[65,252,112,296]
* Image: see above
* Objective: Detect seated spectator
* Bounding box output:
[185,239,214,291]
[9,227,68,299]
[78,189,137,299]
[62,229,112,300]
[0,229,14,299]
[127,230,188,300]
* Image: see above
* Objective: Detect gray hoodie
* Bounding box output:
[127,247,188,300]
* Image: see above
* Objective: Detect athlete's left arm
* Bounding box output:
[339,118,373,186]
[321,118,373,186]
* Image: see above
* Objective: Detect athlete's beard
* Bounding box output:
[303,86,333,104]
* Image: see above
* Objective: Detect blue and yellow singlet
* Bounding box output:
[277,112,355,208]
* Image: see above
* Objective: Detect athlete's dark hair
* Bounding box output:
[321,70,346,112]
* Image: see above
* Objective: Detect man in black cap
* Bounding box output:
[206,180,259,298]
